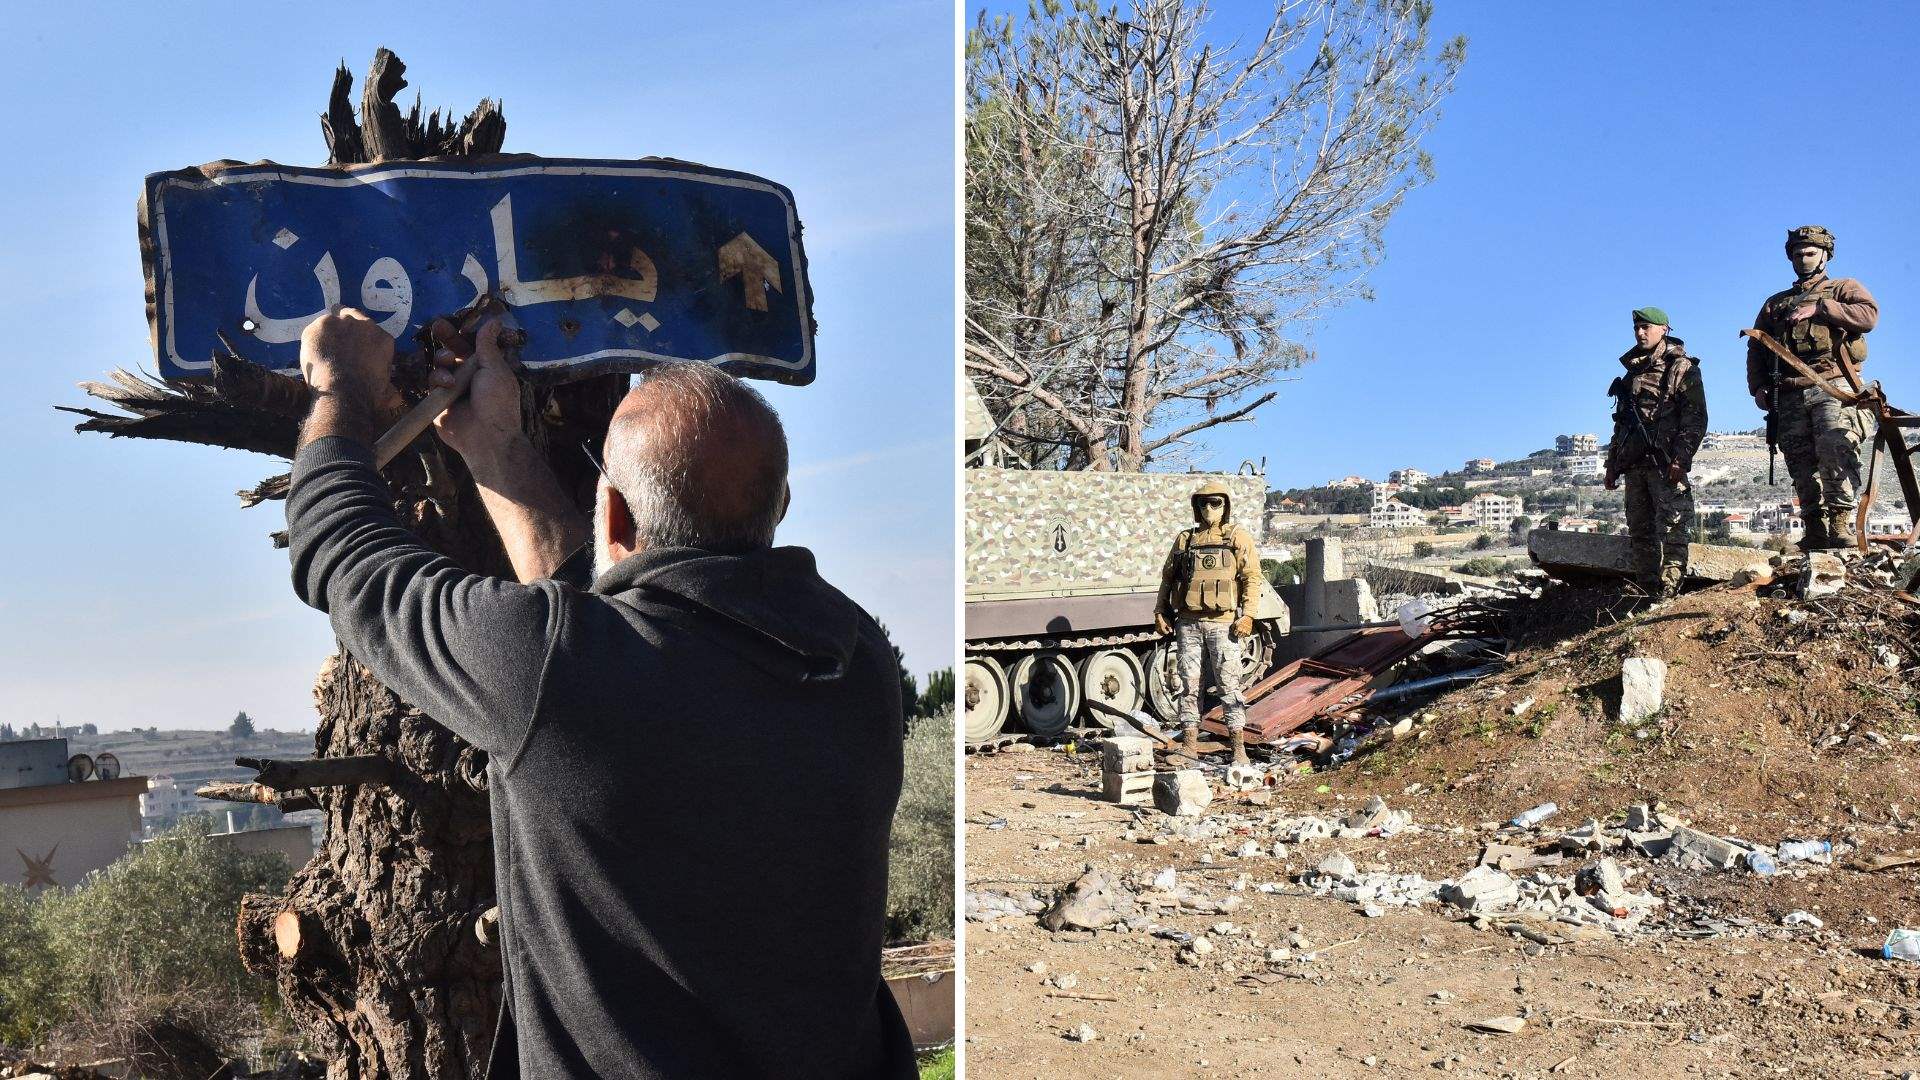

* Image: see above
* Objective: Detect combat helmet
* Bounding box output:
[1191,479,1234,523]
[1785,225,1836,256]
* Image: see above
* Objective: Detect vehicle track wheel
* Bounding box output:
[1235,629,1273,687]
[1145,639,1182,724]
[1077,649,1146,727]
[963,655,1010,743]
[1010,651,1080,737]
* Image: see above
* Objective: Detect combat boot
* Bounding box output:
[1229,729,1249,766]
[1826,510,1858,550]
[1797,514,1829,552]
[1181,724,1200,758]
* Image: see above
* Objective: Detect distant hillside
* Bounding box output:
[60,727,315,786]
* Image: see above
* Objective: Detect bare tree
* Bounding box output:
[967,0,1465,471]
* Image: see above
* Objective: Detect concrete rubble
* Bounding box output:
[1526,530,1767,584]
[1153,769,1213,816]
[1618,657,1666,725]
[1800,552,1846,599]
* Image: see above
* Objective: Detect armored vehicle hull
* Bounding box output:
[964,467,1287,743]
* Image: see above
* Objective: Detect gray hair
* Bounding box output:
[601,362,788,555]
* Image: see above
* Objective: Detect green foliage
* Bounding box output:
[1277,487,1371,515]
[917,668,956,719]
[1393,485,1470,510]
[1453,556,1514,577]
[1411,541,1435,559]
[1507,515,1533,538]
[1471,533,1494,551]
[1701,511,1733,543]
[876,621,919,723]
[228,711,255,739]
[0,819,291,1046]
[1262,554,1308,587]
[887,711,954,944]
[918,1046,956,1079]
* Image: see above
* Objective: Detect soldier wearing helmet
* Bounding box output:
[1746,225,1880,549]
[1153,479,1262,764]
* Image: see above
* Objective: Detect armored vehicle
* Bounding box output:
[964,466,1289,743]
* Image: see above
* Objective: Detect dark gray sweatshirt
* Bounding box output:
[287,436,914,1079]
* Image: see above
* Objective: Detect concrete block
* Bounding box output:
[1671,826,1739,870]
[1153,770,1213,817]
[1440,865,1519,912]
[1627,829,1674,858]
[1527,530,1766,584]
[1619,657,1666,725]
[1801,552,1845,598]
[1102,770,1154,806]
[1101,736,1154,774]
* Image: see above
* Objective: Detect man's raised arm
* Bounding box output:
[287,308,573,765]
[427,320,590,584]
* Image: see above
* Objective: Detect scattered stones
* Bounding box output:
[1619,657,1667,724]
[1066,1022,1097,1043]
[1153,769,1213,817]
[1042,870,1137,932]
[1671,826,1740,871]
[1463,1016,1527,1035]
[1801,552,1846,598]
[1101,736,1153,774]
[1315,852,1358,882]
[1440,865,1520,913]
[966,889,1046,922]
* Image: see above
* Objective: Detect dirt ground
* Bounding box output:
[963,580,1920,1079]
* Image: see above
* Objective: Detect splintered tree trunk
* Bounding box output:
[69,50,624,1078]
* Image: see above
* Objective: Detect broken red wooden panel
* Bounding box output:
[1200,626,1428,743]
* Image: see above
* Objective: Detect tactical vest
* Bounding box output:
[1178,525,1242,614]
[1769,277,1869,369]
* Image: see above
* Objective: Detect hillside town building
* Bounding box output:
[0,739,143,892]
[1466,492,1524,531]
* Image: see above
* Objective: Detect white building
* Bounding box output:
[1566,454,1604,478]
[140,775,196,835]
[1556,433,1600,455]
[1467,492,1524,532]
[1465,458,1496,473]
[1389,467,1429,486]
[1369,486,1426,530]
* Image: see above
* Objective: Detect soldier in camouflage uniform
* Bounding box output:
[1604,307,1708,600]
[1154,480,1261,764]
[1746,225,1880,549]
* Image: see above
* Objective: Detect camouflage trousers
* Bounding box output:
[1777,384,1873,517]
[1176,617,1246,732]
[1622,465,1692,596]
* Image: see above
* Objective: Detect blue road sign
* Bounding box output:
[140,157,815,385]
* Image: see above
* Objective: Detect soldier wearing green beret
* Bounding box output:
[1746,226,1880,549]
[1604,307,1708,600]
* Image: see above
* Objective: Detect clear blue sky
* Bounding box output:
[0,0,954,732]
[985,1,1919,488]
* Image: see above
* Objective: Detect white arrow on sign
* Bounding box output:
[718,232,781,312]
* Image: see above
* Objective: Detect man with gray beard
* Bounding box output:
[286,308,914,1079]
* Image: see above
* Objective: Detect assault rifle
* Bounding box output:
[1766,349,1779,485]
[1612,370,1673,476]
